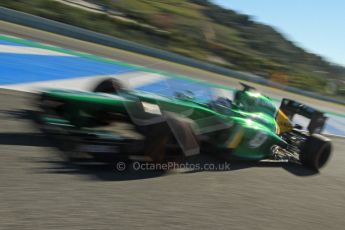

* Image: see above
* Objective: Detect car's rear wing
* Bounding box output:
[280,98,327,134]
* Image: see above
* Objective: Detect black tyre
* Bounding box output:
[143,122,171,162]
[93,78,125,94]
[92,78,127,123]
[142,113,199,163]
[300,134,332,171]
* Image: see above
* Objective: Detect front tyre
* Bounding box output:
[142,113,199,163]
[300,134,332,171]
[93,78,125,94]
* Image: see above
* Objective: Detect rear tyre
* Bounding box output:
[93,78,125,94]
[300,134,332,171]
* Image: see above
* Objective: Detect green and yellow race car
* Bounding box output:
[36,79,332,171]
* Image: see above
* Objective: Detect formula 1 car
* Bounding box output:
[36,79,332,171]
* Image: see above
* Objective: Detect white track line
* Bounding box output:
[0,44,74,56]
[0,72,167,92]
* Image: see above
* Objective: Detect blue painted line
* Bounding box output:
[329,115,345,127]
[325,122,345,137]
[1,36,343,136]
[0,53,135,85]
[325,116,345,136]
[0,39,29,47]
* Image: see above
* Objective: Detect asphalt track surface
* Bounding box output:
[1,21,345,230]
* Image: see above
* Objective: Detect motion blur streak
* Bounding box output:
[0,32,344,137]
[0,13,345,230]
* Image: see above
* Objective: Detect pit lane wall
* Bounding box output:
[0,6,344,105]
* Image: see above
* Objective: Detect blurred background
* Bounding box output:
[1,0,344,99]
[1,2,345,230]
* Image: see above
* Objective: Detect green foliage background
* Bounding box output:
[1,0,344,97]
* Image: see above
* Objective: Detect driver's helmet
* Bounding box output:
[175,90,194,101]
[210,97,233,114]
